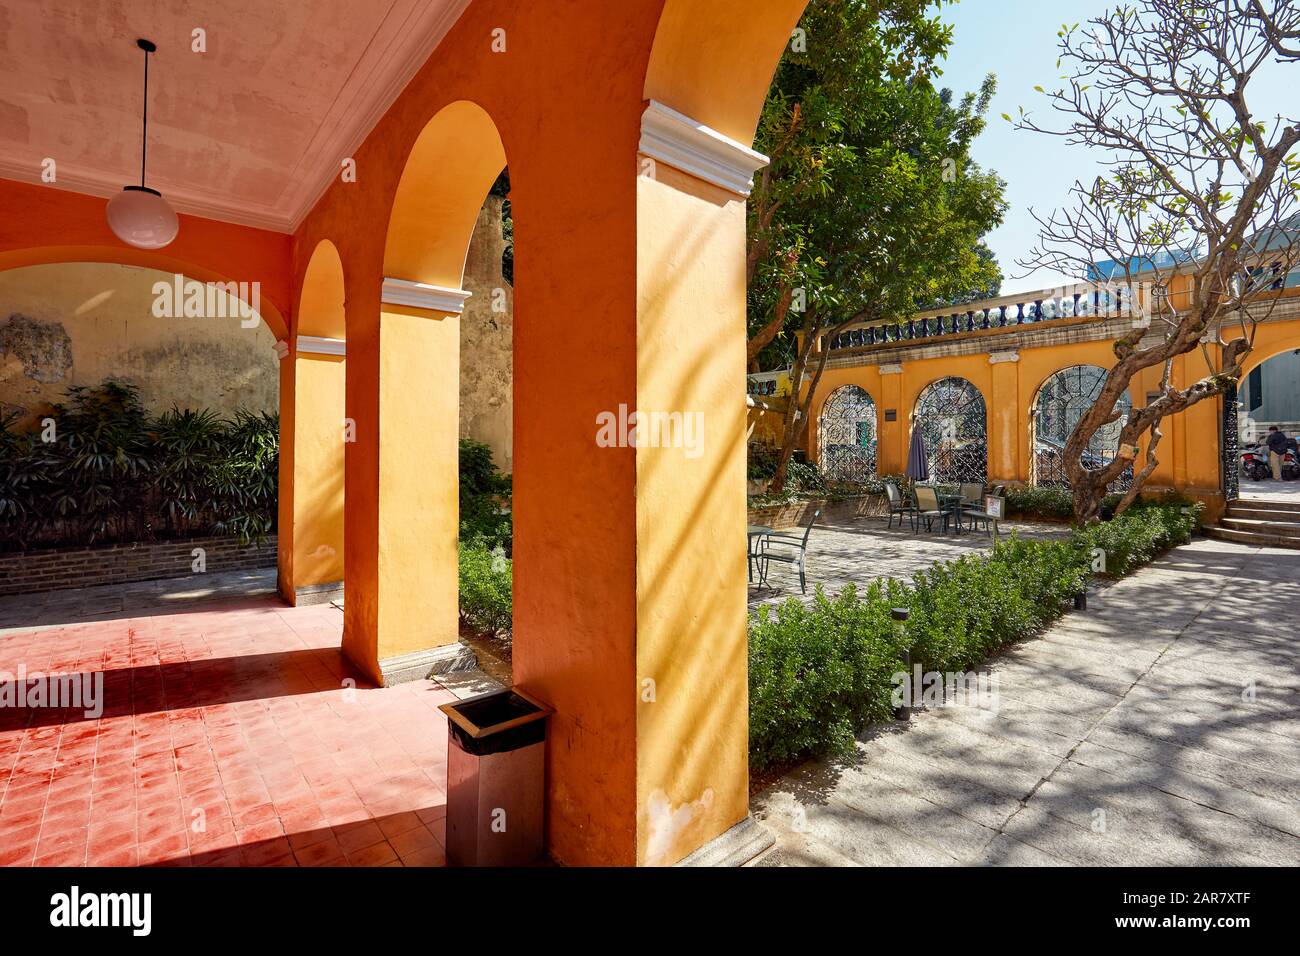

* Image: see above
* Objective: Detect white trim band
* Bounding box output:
[639,100,770,197]
[296,335,346,357]
[381,277,473,314]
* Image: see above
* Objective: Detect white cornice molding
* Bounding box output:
[381,277,472,314]
[988,350,1020,365]
[0,161,294,232]
[879,363,904,376]
[296,335,346,356]
[638,101,770,197]
[274,340,290,360]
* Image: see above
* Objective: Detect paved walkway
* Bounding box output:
[0,568,279,632]
[751,536,1300,865]
[750,515,1069,611]
[0,593,453,867]
[1241,480,1300,501]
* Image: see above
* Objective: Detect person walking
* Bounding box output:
[1266,425,1288,480]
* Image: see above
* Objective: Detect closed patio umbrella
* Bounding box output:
[905,426,929,481]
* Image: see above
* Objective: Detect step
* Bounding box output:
[1229,497,1300,514]
[1225,505,1300,522]
[1204,526,1300,549]
[1220,517,1300,537]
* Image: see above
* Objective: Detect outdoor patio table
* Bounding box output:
[747,525,772,582]
[936,493,965,535]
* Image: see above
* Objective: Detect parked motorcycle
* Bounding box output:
[1284,440,1300,481]
[1242,439,1300,480]
[1240,442,1271,480]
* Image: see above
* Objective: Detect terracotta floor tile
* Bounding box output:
[2,592,449,869]
[346,840,398,867]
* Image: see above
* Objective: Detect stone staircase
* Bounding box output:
[1205,498,1300,549]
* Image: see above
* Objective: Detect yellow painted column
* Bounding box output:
[632,103,772,866]
[876,365,904,475]
[277,337,346,605]
[364,281,468,684]
[988,350,1021,482]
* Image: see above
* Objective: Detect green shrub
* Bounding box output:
[1072,501,1199,577]
[749,580,910,770]
[1005,484,1074,519]
[748,502,1196,773]
[458,542,512,633]
[749,535,1090,772]
[786,458,825,494]
[0,381,278,550]
[747,441,780,481]
[906,537,1089,674]
[459,438,512,552]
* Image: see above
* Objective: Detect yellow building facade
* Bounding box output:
[803,281,1300,522]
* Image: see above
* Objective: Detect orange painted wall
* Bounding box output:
[0,179,293,339]
[288,0,668,866]
[805,313,1300,510]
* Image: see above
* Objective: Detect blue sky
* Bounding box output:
[935,0,1294,295]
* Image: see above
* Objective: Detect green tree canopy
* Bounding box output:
[746,0,1007,489]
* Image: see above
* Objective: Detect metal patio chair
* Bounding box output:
[884,481,918,531]
[757,508,821,594]
[912,485,950,534]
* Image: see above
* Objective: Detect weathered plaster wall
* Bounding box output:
[460,196,514,473]
[0,262,277,424]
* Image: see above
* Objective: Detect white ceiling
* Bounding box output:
[0,0,472,232]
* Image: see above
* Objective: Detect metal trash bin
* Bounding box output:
[438,688,553,867]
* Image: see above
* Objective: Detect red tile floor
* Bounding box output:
[0,597,455,866]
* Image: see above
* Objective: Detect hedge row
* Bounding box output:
[748,501,1199,772]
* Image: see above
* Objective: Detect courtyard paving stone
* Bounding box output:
[752,535,1300,866]
[748,514,1070,610]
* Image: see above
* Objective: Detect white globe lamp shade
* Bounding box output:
[107,186,179,249]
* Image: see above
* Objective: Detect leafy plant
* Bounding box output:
[458,438,512,553]
[747,441,780,482]
[0,380,279,550]
[748,502,1194,772]
[458,542,512,634]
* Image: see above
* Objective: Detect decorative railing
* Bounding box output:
[825,286,1142,353]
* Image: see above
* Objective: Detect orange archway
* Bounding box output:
[0,180,293,340]
[282,0,814,868]
[339,101,508,686]
[277,239,347,606]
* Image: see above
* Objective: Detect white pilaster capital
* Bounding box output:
[381,277,472,314]
[638,100,770,197]
[296,335,346,357]
[878,362,904,376]
[988,350,1020,365]
[273,340,290,360]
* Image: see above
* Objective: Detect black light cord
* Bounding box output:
[140,44,149,187]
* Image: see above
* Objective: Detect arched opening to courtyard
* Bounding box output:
[1030,364,1132,491]
[912,376,988,484]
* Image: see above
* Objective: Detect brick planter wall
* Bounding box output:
[0,535,277,597]
[747,494,887,531]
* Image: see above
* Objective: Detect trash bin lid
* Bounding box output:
[440,688,553,756]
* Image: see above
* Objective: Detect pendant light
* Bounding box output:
[106,38,179,249]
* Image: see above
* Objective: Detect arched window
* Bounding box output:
[913,377,987,483]
[818,385,877,482]
[1032,364,1132,489]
